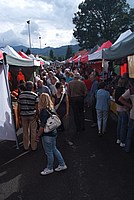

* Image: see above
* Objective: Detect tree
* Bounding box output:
[40,55,46,61]
[58,56,65,61]
[65,45,73,59]
[73,0,134,49]
[25,48,31,55]
[49,49,54,60]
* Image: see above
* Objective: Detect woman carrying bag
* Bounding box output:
[36,93,67,175]
[52,82,73,145]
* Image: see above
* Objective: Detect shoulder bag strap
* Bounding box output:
[46,109,53,116]
[55,93,65,110]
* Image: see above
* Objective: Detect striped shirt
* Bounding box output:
[18,91,38,116]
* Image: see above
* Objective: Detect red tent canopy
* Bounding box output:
[67,54,78,63]
[88,40,112,61]
[97,40,112,52]
[18,51,31,59]
[73,56,81,63]
[67,49,87,63]
[0,50,3,60]
[80,51,89,63]
[75,49,87,57]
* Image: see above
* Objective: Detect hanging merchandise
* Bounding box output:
[128,55,134,78]
[114,65,120,75]
[120,63,127,76]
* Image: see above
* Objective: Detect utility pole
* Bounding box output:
[27,20,31,49]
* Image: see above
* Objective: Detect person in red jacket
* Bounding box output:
[8,71,13,91]
[17,69,25,84]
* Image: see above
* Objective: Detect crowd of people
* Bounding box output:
[9,63,134,175]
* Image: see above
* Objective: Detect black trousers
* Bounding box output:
[91,98,97,124]
[70,96,85,132]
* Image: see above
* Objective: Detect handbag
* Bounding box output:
[44,109,61,133]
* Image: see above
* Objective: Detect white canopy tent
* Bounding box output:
[5,54,34,66]
[88,41,112,61]
[112,29,132,46]
[88,30,133,61]
[103,31,134,60]
[2,45,34,66]
[1,45,40,87]
[88,50,103,61]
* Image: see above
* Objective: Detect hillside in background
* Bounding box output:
[13,44,80,57]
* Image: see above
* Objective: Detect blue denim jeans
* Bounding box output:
[117,111,128,143]
[125,119,134,152]
[96,110,109,132]
[41,136,65,170]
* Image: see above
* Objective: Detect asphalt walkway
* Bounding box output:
[0,109,134,200]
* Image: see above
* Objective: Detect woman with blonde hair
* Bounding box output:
[36,93,67,175]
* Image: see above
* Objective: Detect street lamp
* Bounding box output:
[27,20,31,49]
[39,36,41,49]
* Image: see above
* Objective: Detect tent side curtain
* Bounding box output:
[6,54,34,66]
[0,64,16,141]
[103,32,134,60]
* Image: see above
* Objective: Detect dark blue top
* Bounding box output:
[89,80,99,97]
[39,108,57,137]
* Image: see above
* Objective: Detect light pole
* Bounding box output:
[27,20,31,49]
[39,36,41,49]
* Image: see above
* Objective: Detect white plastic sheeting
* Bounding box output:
[0,64,16,141]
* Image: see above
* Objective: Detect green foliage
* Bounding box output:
[73,0,134,49]
[25,48,31,55]
[65,45,73,59]
[39,55,46,61]
[53,56,57,61]
[58,56,65,61]
[49,49,54,60]
[129,8,134,31]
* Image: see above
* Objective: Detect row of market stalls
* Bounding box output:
[66,30,134,117]
[66,29,134,78]
[0,29,134,143]
[0,45,51,68]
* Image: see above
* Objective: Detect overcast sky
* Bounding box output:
[0,0,133,48]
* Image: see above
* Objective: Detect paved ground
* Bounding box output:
[0,109,134,200]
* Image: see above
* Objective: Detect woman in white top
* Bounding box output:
[96,82,110,135]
